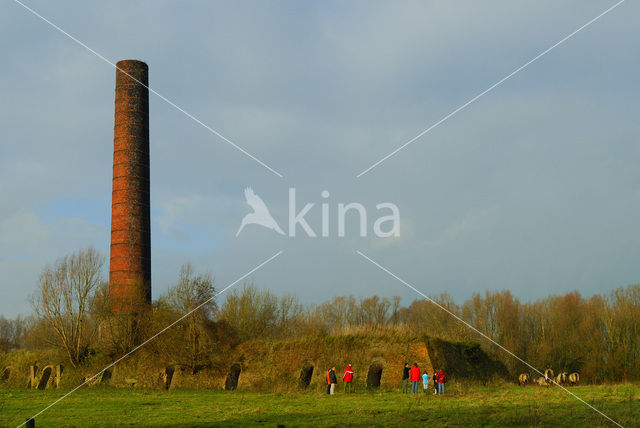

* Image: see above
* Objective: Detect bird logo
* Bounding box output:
[236,187,285,236]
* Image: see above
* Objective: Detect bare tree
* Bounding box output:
[159,264,217,373]
[89,282,154,357]
[0,315,27,351]
[219,284,280,341]
[277,294,305,337]
[359,295,391,326]
[30,247,104,367]
[389,296,401,325]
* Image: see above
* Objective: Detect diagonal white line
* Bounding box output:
[356,250,624,428]
[11,0,284,178]
[16,250,283,428]
[356,0,625,178]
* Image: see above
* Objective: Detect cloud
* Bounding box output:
[1,0,639,316]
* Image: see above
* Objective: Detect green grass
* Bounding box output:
[0,384,638,427]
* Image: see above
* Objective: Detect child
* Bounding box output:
[422,371,429,393]
[433,369,438,395]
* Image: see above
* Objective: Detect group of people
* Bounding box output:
[402,363,447,395]
[326,364,354,394]
[325,363,447,395]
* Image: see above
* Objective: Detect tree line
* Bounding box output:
[1,247,639,381]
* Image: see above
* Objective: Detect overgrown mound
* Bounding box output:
[425,336,509,383]
[226,334,508,392]
[1,334,508,391]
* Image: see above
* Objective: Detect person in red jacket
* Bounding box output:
[343,364,354,393]
[409,363,421,393]
[436,369,447,394]
[326,368,332,395]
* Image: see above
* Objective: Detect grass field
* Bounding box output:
[1,384,638,427]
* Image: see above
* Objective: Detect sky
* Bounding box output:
[1,0,639,318]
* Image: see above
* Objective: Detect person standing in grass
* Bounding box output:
[436,369,447,395]
[422,371,430,393]
[329,366,337,395]
[410,363,420,393]
[402,363,410,393]
[433,369,438,395]
[343,364,354,393]
[326,368,332,394]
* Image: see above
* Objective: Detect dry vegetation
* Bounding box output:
[1,247,640,385]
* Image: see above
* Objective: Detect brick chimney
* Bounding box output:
[109,59,151,312]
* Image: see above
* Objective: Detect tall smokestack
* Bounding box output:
[109,59,151,312]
